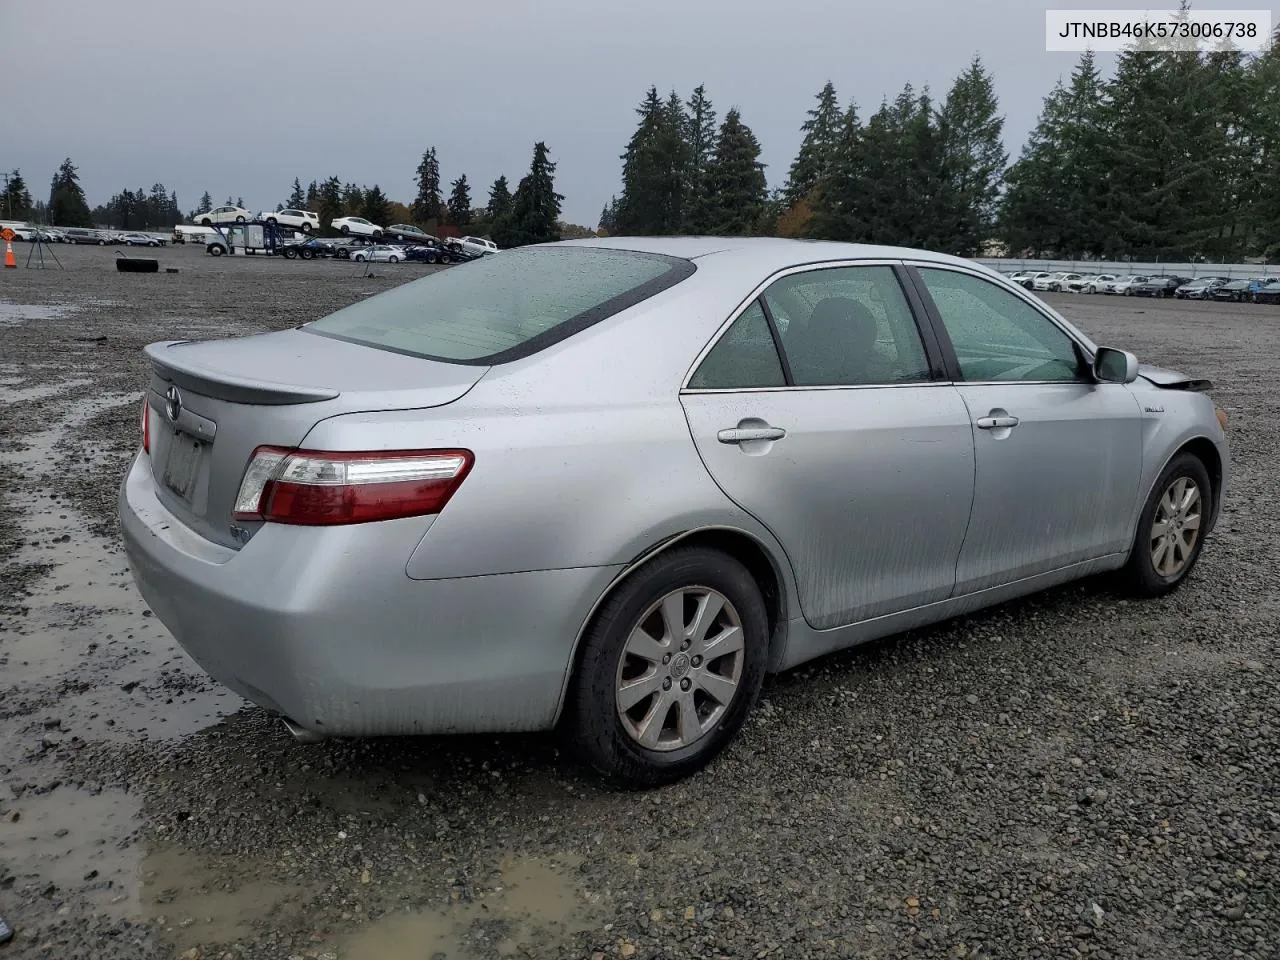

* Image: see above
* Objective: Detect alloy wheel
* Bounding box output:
[1150,476,1202,578]
[614,587,745,752]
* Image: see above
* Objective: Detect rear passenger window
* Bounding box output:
[688,301,785,389]
[764,265,930,387]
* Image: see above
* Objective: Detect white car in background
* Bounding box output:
[1083,274,1118,293]
[454,235,499,256]
[1111,275,1150,296]
[194,205,253,226]
[332,216,383,237]
[263,209,320,233]
[1032,272,1068,291]
[350,244,404,263]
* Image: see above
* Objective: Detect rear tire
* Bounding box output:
[389,255,399,263]
[340,225,350,234]
[209,245,223,256]
[283,248,297,259]
[301,223,312,234]
[1120,452,1212,597]
[564,546,769,788]
[300,248,314,260]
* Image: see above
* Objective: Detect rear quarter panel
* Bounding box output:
[296,268,804,602]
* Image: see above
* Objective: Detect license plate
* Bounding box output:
[162,432,203,502]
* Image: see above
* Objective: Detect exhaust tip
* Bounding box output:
[280,715,326,744]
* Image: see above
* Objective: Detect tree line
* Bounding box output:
[12,36,1280,259]
[605,42,1280,261]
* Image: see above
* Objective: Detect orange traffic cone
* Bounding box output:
[3,240,14,269]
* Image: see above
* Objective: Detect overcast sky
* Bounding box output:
[0,1,1254,226]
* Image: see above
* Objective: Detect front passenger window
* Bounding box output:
[917,268,1086,383]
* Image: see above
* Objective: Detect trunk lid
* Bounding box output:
[144,329,487,548]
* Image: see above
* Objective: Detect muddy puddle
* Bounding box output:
[0,301,74,326]
[339,854,595,960]
[1,381,243,925]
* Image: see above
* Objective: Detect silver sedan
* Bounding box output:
[119,238,1230,786]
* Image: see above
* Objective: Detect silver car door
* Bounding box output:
[908,264,1144,595]
[680,262,976,631]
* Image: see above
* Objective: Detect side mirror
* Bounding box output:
[1094,346,1139,384]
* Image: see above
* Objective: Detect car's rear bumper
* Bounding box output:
[119,452,621,736]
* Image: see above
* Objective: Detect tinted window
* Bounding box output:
[917,268,1084,383]
[763,265,930,386]
[688,300,785,389]
[307,247,694,363]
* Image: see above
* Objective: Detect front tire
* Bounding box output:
[564,547,769,788]
[340,225,351,234]
[389,255,399,263]
[1120,452,1212,597]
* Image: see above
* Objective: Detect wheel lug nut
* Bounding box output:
[691,656,702,668]
[662,654,671,664]
[662,678,672,691]
[680,678,691,692]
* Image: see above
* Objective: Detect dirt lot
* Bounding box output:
[0,244,1276,960]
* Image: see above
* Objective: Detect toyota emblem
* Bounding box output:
[164,385,183,422]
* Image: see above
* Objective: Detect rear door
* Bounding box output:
[907,264,1143,594]
[680,262,976,630]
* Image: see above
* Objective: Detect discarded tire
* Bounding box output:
[116,257,159,273]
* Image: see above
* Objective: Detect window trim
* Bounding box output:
[902,262,1100,386]
[681,259,948,393]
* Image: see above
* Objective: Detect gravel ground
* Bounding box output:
[0,245,1276,960]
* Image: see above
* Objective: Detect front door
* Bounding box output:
[680,263,976,630]
[910,266,1144,594]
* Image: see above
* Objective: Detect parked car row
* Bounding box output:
[1004,269,1280,302]
[1,224,168,246]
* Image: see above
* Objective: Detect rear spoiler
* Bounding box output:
[145,341,340,405]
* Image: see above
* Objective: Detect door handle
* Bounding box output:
[717,426,786,444]
[976,415,1020,430]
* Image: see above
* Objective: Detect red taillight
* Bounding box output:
[141,396,150,454]
[233,447,473,526]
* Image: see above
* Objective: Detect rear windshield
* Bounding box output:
[305,246,694,364]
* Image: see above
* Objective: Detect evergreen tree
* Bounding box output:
[197,191,213,214]
[48,158,92,227]
[936,56,1007,255]
[784,81,843,208]
[341,183,364,216]
[487,175,512,221]
[1247,41,1280,256]
[499,141,563,247]
[1000,54,1110,257]
[236,196,245,208]
[305,180,319,209]
[287,177,306,209]
[615,87,688,234]
[598,196,620,234]
[3,169,32,220]
[702,108,768,235]
[361,185,390,225]
[412,147,443,224]
[684,85,718,233]
[317,176,344,235]
[809,103,866,241]
[447,174,472,226]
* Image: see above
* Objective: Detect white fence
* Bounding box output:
[974,259,1280,280]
